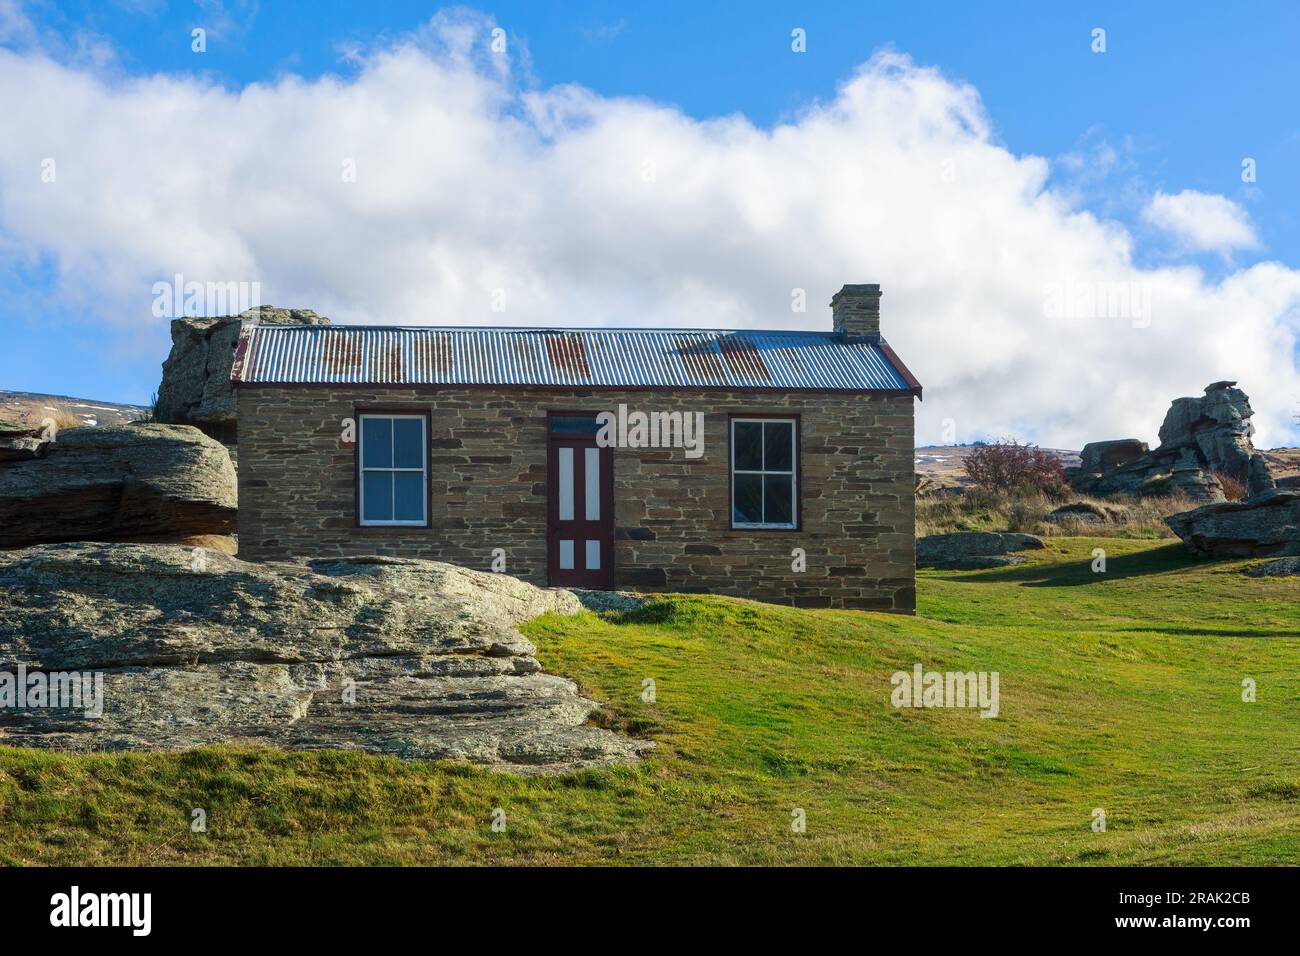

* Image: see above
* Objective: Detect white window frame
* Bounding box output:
[359,413,428,527]
[730,417,798,530]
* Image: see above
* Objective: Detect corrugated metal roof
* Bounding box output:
[232,325,921,394]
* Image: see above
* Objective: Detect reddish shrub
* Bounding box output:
[964,440,1069,497]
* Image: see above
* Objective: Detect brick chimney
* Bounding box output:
[831,284,881,341]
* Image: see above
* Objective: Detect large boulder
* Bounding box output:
[1079,439,1148,475]
[1165,489,1300,558]
[917,531,1044,569]
[0,543,649,773]
[1136,457,1226,501]
[0,423,236,548]
[156,306,330,444]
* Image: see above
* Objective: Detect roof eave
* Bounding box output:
[230,380,918,395]
[877,338,923,401]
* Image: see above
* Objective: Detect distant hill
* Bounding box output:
[1261,447,1300,481]
[0,390,147,429]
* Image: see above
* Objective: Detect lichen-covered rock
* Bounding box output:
[1044,501,1130,524]
[1157,381,1257,481]
[1243,557,1300,578]
[0,420,42,462]
[1248,455,1277,498]
[1079,439,1148,475]
[917,531,1044,569]
[157,306,330,444]
[0,543,648,773]
[0,423,237,548]
[1138,462,1225,502]
[1165,489,1300,558]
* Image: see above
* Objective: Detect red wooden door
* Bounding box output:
[546,429,614,589]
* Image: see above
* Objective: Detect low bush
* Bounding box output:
[964,440,1069,497]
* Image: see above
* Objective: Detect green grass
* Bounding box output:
[2,537,1298,865]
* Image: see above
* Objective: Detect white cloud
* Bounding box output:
[193,0,260,42]
[0,0,36,47]
[1,12,1298,448]
[1142,188,1260,255]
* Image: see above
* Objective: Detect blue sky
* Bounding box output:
[2,1,1298,447]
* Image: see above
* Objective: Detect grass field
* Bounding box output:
[2,537,1298,865]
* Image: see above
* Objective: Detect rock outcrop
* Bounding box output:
[1165,489,1300,558]
[157,306,330,446]
[0,423,236,548]
[1069,382,1272,503]
[1157,381,1256,479]
[917,531,1044,570]
[0,543,648,773]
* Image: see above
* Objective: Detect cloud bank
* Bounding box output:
[1,11,1298,447]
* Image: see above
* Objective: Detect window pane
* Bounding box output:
[393,418,424,469]
[550,415,600,435]
[584,447,600,520]
[764,421,794,471]
[393,472,424,522]
[559,539,575,570]
[764,474,794,525]
[558,447,574,520]
[585,539,601,570]
[733,473,763,525]
[362,471,392,522]
[361,417,392,468]
[733,421,762,470]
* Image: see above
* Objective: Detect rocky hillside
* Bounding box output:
[0,543,647,773]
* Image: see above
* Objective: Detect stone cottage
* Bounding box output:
[232,284,922,611]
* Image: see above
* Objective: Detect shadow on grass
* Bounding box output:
[942,543,1202,587]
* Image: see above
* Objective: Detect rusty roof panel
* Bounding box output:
[233,325,919,393]
[717,333,771,382]
[544,332,590,381]
[673,334,726,381]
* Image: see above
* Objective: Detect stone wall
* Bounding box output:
[236,386,916,611]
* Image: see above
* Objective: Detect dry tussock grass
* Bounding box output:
[46,409,87,434]
[917,485,1194,539]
